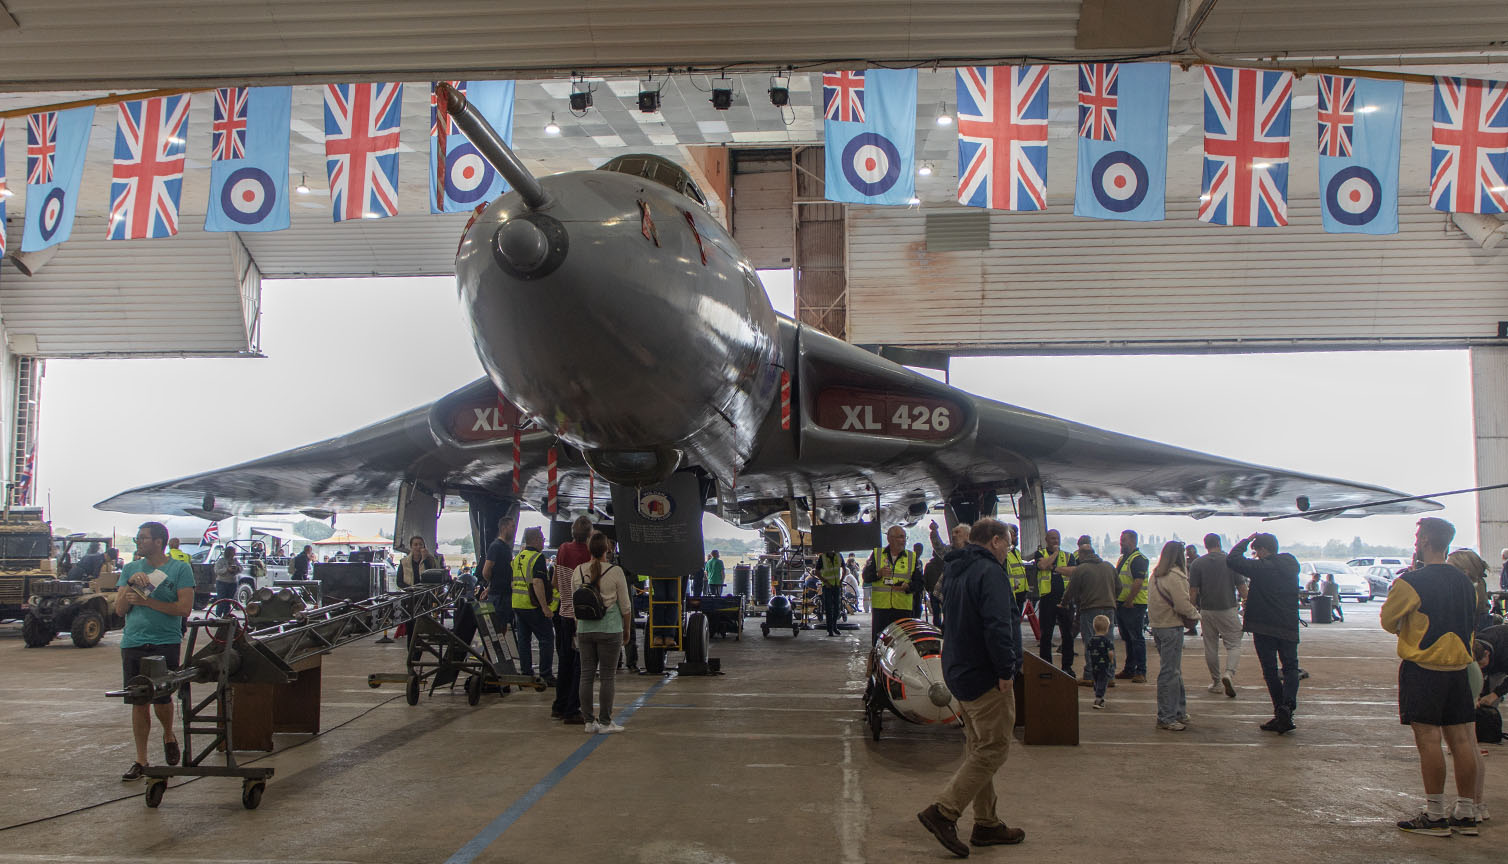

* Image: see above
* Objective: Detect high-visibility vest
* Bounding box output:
[869,547,917,611]
[1034,549,1069,596]
[1116,550,1149,604]
[819,552,844,587]
[1005,548,1027,595]
[168,549,191,563]
[511,549,545,610]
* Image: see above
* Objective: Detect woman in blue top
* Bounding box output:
[571,533,633,733]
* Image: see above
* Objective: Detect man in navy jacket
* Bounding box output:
[918,518,1025,857]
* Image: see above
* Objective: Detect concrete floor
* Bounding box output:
[0,602,1501,863]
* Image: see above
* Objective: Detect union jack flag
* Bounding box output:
[211,87,249,161]
[1430,76,1508,214]
[0,119,7,258]
[822,71,866,123]
[431,80,463,136]
[324,82,403,222]
[26,112,56,185]
[956,65,1050,211]
[107,94,190,240]
[201,521,220,545]
[1316,75,1355,158]
[1078,63,1118,141]
[1198,66,1292,227]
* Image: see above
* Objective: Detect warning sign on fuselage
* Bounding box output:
[814,387,961,441]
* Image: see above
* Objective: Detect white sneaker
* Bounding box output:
[1478,803,1491,821]
[1207,683,1224,694]
[598,721,624,734]
[583,721,599,734]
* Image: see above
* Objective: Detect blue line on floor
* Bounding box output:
[444,676,671,864]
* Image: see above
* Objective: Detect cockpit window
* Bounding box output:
[598,154,708,207]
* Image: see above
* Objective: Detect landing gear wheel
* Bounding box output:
[367,677,382,689]
[22,615,53,647]
[405,674,420,706]
[792,625,800,638]
[645,646,666,674]
[241,780,264,810]
[684,612,710,665]
[869,709,883,741]
[465,674,483,706]
[761,623,771,638]
[145,779,166,808]
[71,610,104,648]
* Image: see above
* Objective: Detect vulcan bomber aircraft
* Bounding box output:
[97,84,1436,540]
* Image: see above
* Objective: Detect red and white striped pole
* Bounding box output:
[511,428,522,495]
[546,446,559,514]
[779,370,791,430]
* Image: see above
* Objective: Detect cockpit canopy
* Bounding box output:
[597,154,708,208]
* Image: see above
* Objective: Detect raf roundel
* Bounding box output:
[444,142,497,203]
[1091,150,1148,212]
[1325,165,1382,226]
[841,132,902,197]
[38,187,66,241]
[221,166,277,225]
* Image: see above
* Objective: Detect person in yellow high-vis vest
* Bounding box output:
[1005,525,1029,614]
[511,527,556,685]
[1027,529,1076,674]
[864,525,921,645]
[1113,529,1150,683]
[817,549,846,636]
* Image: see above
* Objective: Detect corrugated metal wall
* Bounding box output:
[793,146,847,339]
[0,227,258,357]
[239,214,471,278]
[847,193,1508,352]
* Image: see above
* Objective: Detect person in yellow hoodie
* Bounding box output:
[1381,517,1480,838]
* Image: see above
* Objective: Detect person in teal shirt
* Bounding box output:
[114,521,196,781]
[705,550,726,597]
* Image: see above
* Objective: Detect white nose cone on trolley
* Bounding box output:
[869,619,962,729]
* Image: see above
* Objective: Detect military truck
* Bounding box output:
[0,509,57,624]
[24,534,123,648]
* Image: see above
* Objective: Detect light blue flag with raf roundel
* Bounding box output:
[1317,75,1402,234]
[823,68,917,205]
[205,86,292,233]
[430,80,515,213]
[1075,62,1169,222]
[21,106,92,252]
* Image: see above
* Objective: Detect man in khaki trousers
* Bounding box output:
[918,518,1026,857]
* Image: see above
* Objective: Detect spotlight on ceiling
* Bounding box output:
[569,78,594,113]
[769,75,790,107]
[544,113,561,135]
[638,78,662,113]
[936,102,953,126]
[295,173,310,195]
[711,78,734,110]
[918,163,932,177]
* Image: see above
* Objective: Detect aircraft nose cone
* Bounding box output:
[928,682,953,707]
[494,218,550,273]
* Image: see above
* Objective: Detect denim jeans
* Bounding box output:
[513,607,554,677]
[1116,605,1148,675]
[1152,626,1187,724]
[1078,607,1115,678]
[1252,633,1300,717]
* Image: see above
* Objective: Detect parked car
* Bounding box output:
[1347,556,1409,572]
[1301,560,1373,602]
[1362,565,1396,598]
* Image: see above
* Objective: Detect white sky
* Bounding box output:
[37,271,1479,552]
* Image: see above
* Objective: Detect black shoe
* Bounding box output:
[122,762,145,781]
[1397,812,1452,836]
[917,805,969,858]
[969,822,1025,846]
[562,714,586,725]
[1449,814,1480,836]
[164,739,180,767]
[550,711,565,720]
[542,677,558,688]
[1259,717,1282,732]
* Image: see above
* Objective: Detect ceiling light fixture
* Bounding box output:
[907,196,921,205]
[711,75,734,111]
[1493,185,1508,193]
[936,102,953,127]
[1356,105,1380,114]
[638,76,662,113]
[918,163,933,177]
[768,74,790,107]
[1252,162,1273,169]
[569,76,594,113]
[295,174,310,195]
[544,113,561,135]
[1199,193,1211,202]
[0,186,12,199]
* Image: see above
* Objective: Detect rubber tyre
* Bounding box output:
[242,781,264,810]
[22,615,53,648]
[465,674,482,706]
[684,612,710,665]
[71,610,104,648]
[868,708,883,742]
[761,623,770,638]
[793,626,800,638]
[235,581,254,608]
[145,779,166,808]
[645,646,666,674]
[405,674,420,706]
